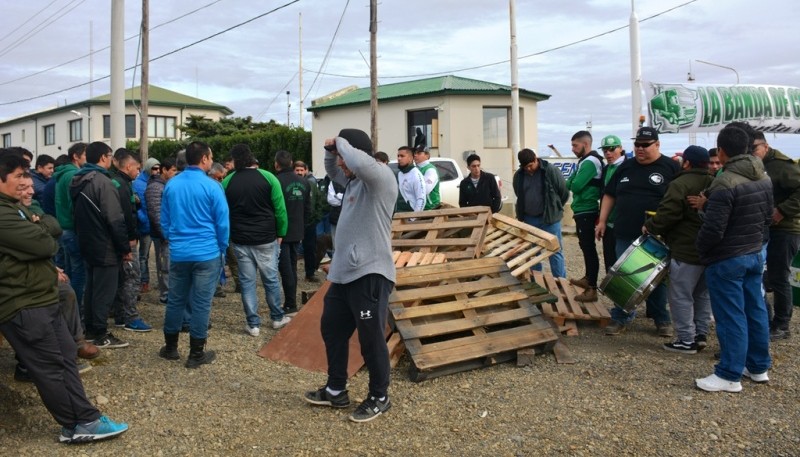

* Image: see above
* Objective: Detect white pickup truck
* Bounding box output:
[388,157,504,207]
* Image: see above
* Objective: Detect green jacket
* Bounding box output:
[762,147,800,234]
[644,168,714,264]
[566,151,602,215]
[54,162,79,230]
[418,161,441,209]
[603,156,625,227]
[513,159,570,225]
[0,192,59,324]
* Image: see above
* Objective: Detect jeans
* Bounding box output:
[667,259,711,343]
[521,215,566,278]
[574,212,599,287]
[278,241,299,310]
[766,230,800,329]
[164,256,221,339]
[233,242,284,327]
[61,230,86,314]
[139,235,152,285]
[152,238,170,302]
[706,252,771,381]
[609,236,670,326]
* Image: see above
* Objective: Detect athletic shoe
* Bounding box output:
[349,395,391,423]
[604,321,626,336]
[695,374,742,393]
[306,275,319,283]
[246,326,260,337]
[304,387,350,408]
[742,368,769,383]
[77,361,92,374]
[769,327,790,341]
[656,324,673,338]
[92,333,129,349]
[14,365,32,383]
[694,334,708,351]
[113,318,125,328]
[272,316,292,329]
[663,340,698,354]
[283,307,299,317]
[159,296,168,305]
[59,415,128,444]
[124,318,152,333]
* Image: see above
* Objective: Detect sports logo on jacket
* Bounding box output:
[649,173,665,185]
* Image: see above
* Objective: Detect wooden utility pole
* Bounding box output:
[369,0,378,151]
[139,0,150,160]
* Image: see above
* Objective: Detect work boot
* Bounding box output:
[569,277,592,289]
[77,339,100,360]
[159,333,180,360]
[574,288,598,302]
[185,337,216,369]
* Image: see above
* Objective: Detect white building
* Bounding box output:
[307,75,550,187]
[0,85,232,159]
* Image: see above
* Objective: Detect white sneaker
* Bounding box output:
[695,374,742,393]
[742,368,769,383]
[272,316,292,330]
[246,326,260,337]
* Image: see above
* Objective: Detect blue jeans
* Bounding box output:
[61,230,86,312]
[706,252,771,381]
[233,242,284,326]
[164,256,221,339]
[609,236,670,326]
[522,215,566,278]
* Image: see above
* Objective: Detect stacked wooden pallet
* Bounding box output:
[531,271,611,335]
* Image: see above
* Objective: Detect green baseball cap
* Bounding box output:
[600,135,622,148]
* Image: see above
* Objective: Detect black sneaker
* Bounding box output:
[304,387,350,408]
[663,340,697,354]
[695,334,708,351]
[14,365,32,383]
[770,327,790,341]
[92,333,129,349]
[349,395,391,423]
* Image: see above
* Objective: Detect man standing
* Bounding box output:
[146,157,177,305]
[413,146,441,210]
[708,148,722,176]
[159,142,228,368]
[223,144,289,336]
[566,131,603,301]
[55,142,88,309]
[70,142,132,348]
[595,127,679,337]
[459,153,502,213]
[294,160,323,281]
[0,152,128,443]
[396,146,426,213]
[274,150,310,316]
[512,148,569,278]
[695,126,773,392]
[644,146,714,354]
[32,154,55,202]
[134,157,160,294]
[751,131,800,341]
[304,129,397,423]
[599,135,626,272]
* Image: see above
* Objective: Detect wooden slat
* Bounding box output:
[400,307,538,339]
[395,256,506,282]
[392,275,519,302]
[409,317,555,355]
[390,290,529,320]
[490,213,559,251]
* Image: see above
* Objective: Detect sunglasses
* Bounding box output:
[601,146,618,152]
[634,141,655,149]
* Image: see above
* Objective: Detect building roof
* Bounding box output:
[0,85,232,126]
[307,75,550,112]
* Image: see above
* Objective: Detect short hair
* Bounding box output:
[294,160,308,170]
[373,151,389,164]
[708,148,718,158]
[397,146,413,154]
[68,142,87,161]
[466,153,481,166]
[752,131,766,142]
[726,122,756,153]
[175,150,187,171]
[208,162,226,176]
[571,130,592,142]
[274,150,293,170]
[0,153,28,183]
[518,148,537,167]
[160,157,176,171]
[717,126,750,158]
[414,145,429,155]
[85,141,112,164]
[185,141,211,166]
[35,154,55,168]
[114,148,140,168]
[54,154,70,167]
[229,144,256,171]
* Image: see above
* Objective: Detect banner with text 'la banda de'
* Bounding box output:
[646,82,800,134]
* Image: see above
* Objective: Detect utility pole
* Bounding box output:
[629,0,643,135]
[110,0,125,150]
[509,0,520,165]
[369,0,378,151]
[139,0,149,160]
[299,12,304,129]
[89,21,93,98]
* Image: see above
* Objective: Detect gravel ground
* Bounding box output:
[1,235,799,456]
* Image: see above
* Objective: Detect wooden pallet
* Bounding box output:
[393,251,447,268]
[390,257,559,382]
[531,271,611,327]
[482,213,561,279]
[391,206,491,261]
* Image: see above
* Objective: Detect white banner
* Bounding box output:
[645,82,800,134]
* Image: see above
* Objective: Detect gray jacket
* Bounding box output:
[324,137,397,284]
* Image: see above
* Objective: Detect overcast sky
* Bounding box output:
[1,0,798,157]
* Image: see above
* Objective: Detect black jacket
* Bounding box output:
[111,169,138,241]
[459,171,502,213]
[275,168,311,243]
[145,174,166,240]
[512,159,569,225]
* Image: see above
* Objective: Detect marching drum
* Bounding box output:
[598,234,670,313]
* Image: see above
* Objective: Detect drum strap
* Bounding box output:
[617,263,658,278]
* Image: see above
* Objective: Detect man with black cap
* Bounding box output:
[644,146,715,353]
[595,127,680,337]
[304,129,398,423]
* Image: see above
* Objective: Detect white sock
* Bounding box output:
[326,387,342,396]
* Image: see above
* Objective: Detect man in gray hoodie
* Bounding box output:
[303,129,397,423]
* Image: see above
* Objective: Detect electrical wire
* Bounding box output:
[301,0,350,104]
[254,72,298,121]
[0,0,60,44]
[0,0,86,59]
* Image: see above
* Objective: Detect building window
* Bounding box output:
[103,114,136,138]
[2,133,10,148]
[148,116,176,138]
[407,109,438,149]
[483,107,509,148]
[44,124,55,146]
[69,119,83,142]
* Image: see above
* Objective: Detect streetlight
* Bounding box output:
[694,59,740,84]
[286,91,291,126]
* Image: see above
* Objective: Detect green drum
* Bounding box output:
[599,234,670,312]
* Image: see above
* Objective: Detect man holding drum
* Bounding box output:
[595,127,680,336]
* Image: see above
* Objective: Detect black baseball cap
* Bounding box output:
[632,127,659,141]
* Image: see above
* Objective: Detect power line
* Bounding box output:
[0,0,86,59]
[0,0,59,45]
[255,72,298,121]
[0,0,224,87]
[301,0,350,104]
[0,0,300,106]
